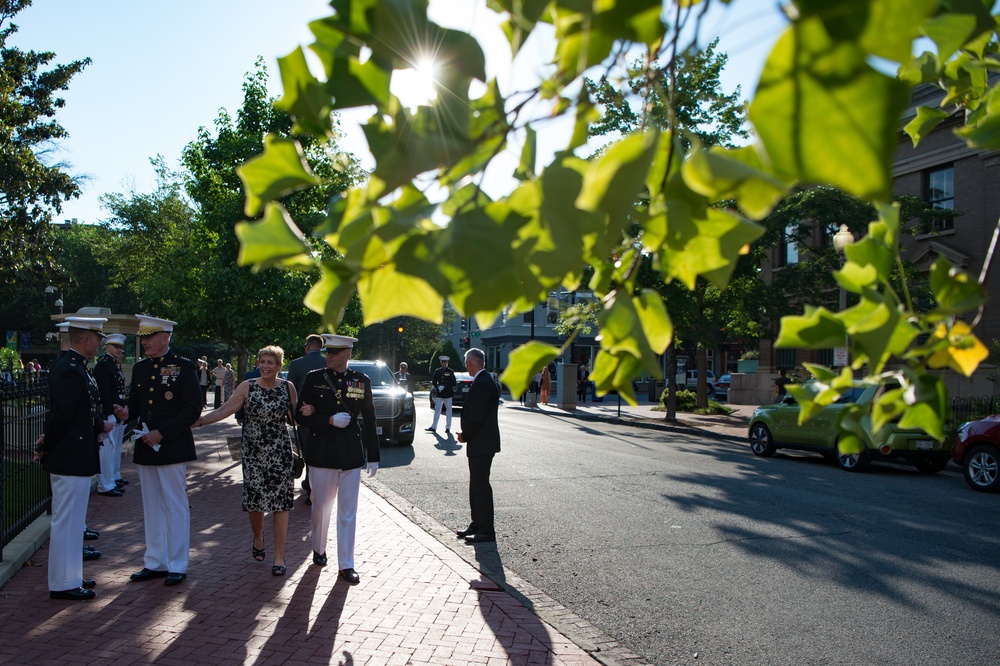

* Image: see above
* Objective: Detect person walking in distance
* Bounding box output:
[426,355,456,433]
[297,334,380,585]
[212,359,226,408]
[394,362,410,390]
[121,315,202,587]
[286,334,326,505]
[93,333,128,496]
[456,348,501,544]
[35,316,115,600]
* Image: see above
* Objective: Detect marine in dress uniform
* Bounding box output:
[93,333,128,496]
[122,315,201,587]
[36,316,112,600]
[427,355,457,433]
[297,334,380,585]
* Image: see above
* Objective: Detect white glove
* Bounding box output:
[438,385,445,392]
[134,422,160,452]
[366,462,378,477]
[332,412,351,428]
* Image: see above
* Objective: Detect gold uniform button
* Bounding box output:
[148,400,153,405]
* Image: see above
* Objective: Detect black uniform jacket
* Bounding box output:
[298,367,380,470]
[40,349,102,477]
[461,370,501,457]
[127,349,201,466]
[93,353,126,419]
[432,366,457,398]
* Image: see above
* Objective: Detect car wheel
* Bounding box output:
[834,442,869,472]
[912,458,949,474]
[964,444,1000,492]
[749,424,776,457]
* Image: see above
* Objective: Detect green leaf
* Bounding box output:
[922,0,995,61]
[501,341,560,398]
[777,306,847,349]
[795,0,937,63]
[956,85,1000,149]
[635,289,673,355]
[749,17,910,201]
[238,135,320,217]
[682,144,789,221]
[274,47,334,136]
[357,264,444,325]
[904,107,949,147]
[235,203,311,270]
[660,207,764,290]
[898,52,941,85]
[304,262,360,329]
[930,257,987,314]
[515,126,537,181]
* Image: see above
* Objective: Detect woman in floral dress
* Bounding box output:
[194,346,296,576]
[223,363,236,402]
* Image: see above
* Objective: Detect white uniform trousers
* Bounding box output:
[48,474,91,591]
[430,396,453,430]
[309,466,361,570]
[111,422,124,481]
[136,463,190,573]
[96,423,124,491]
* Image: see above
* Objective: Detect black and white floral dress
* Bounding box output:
[241,379,294,513]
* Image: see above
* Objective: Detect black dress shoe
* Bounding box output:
[81,579,96,589]
[424,427,435,432]
[455,527,476,539]
[304,494,312,506]
[130,568,169,581]
[116,478,129,485]
[83,529,99,540]
[445,429,451,434]
[464,533,496,544]
[50,587,95,601]
[83,544,98,552]
[82,548,102,561]
[338,568,360,585]
[164,573,186,586]
[97,489,124,497]
[313,551,327,566]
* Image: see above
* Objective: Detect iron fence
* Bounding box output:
[949,395,1000,426]
[1,371,51,559]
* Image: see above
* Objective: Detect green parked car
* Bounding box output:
[748,383,953,473]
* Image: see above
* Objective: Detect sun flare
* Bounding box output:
[392,56,440,109]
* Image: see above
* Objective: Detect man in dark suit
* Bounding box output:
[286,334,326,504]
[297,334,380,585]
[455,348,501,544]
[121,315,202,587]
[35,316,114,600]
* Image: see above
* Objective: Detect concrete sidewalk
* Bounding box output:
[0,417,619,666]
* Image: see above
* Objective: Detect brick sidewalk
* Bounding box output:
[0,418,603,666]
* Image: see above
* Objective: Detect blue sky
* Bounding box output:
[11,0,787,225]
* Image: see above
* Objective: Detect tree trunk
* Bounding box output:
[697,346,708,408]
[665,340,677,421]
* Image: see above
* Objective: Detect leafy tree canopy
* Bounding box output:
[0,0,89,286]
[238,0,998,442]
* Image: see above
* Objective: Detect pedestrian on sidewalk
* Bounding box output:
[297,334,380,585]
[212,359,226,408]
[539,366,551,404]
[122,315,202,587]
[456,348,501,544]
[196,359,211,407]
[35,316,113,600]
[194,346,297,577]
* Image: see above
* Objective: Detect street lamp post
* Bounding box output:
[832,224,855,367]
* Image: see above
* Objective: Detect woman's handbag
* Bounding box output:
[284,381,305,479]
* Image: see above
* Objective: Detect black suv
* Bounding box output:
[350,360,415,446]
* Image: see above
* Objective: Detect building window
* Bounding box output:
[816,348,833,367]
[779,223,799,267]
[927,166,954,231]
[776,348,796,370]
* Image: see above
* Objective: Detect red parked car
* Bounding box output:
[953,415,1000,492]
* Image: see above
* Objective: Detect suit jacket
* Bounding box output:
[92,353,126,419]
[40,349,102,477]
[127,349,201,466]
[461,370,501,457]
[287,350,326,395]
[298,367,380,470]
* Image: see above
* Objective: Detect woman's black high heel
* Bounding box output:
[252,540,265,562]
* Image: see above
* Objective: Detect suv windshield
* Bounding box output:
[348,361,396,387]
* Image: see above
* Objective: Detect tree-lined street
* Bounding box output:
[375,400,1000,665]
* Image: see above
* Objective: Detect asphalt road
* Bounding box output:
[374,398,1000,665]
